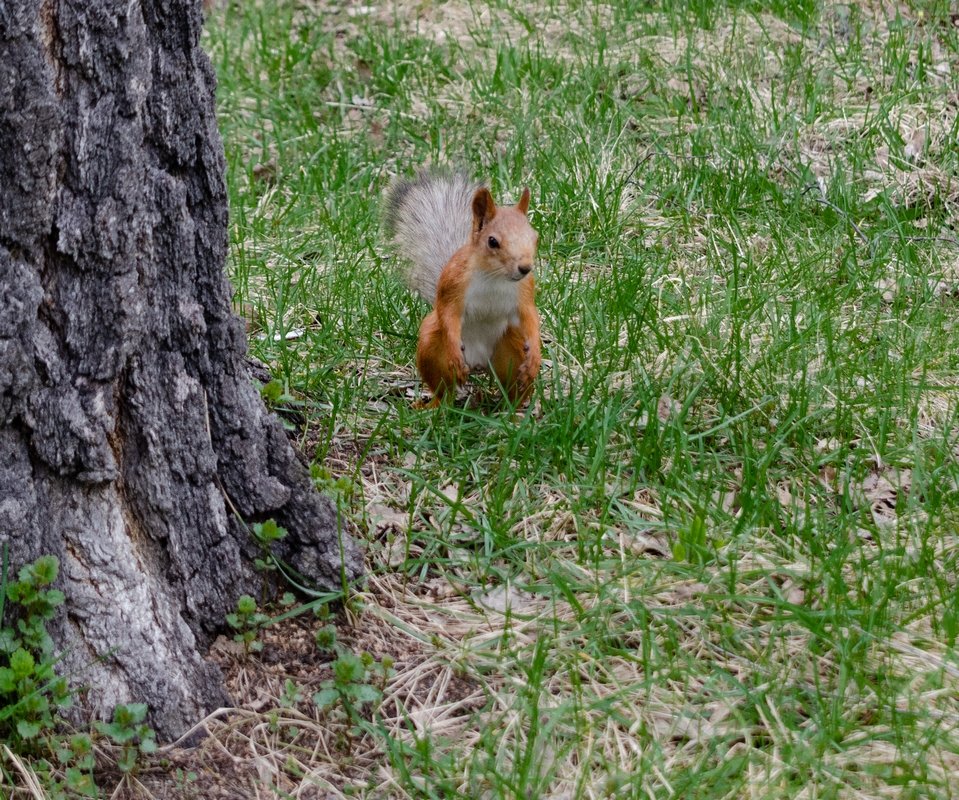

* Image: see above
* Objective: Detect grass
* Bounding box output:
[195,0,959,797]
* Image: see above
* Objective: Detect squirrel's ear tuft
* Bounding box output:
[517,187,531,215]
[472,188,496,233]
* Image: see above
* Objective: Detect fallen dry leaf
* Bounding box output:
[473,584,540,615]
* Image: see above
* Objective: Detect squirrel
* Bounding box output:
[384,169,542,409]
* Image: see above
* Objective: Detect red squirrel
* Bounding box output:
[385,170,542,409]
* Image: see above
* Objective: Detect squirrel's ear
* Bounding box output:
[472,188,496,234]
[516,187,531,215]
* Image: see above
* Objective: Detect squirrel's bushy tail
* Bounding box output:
[384,169,481,303]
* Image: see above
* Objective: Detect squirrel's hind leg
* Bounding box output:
[491,328,540,406]
[415,313,463,409]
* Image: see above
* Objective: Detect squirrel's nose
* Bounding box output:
[517,263,532,276]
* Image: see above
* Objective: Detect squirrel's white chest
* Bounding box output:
[461,275,520,369]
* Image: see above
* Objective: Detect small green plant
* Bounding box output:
[314,624,337,653]
[226,594,269,654]
[94,703,157,775]
[174,767,199,795]
[1,554,64,658]
[279,678,305,708]
[313,651,384,720]
[310,464,356,506]
[267,679,306,738]
[0,554,73,751]
[24,732,98,800]
[54,733,98,797]
[250,518,288,574]
[260,378,293,407]
[0,552,100,797]
[260,379,304,431]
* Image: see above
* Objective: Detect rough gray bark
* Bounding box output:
[0,0,363,740]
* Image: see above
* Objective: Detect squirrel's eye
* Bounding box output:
[488,236,500,249]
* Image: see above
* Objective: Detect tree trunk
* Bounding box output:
[0,0,363,740]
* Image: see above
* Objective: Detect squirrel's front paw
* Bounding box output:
[449,344,469,383]
[518,341,535,376]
